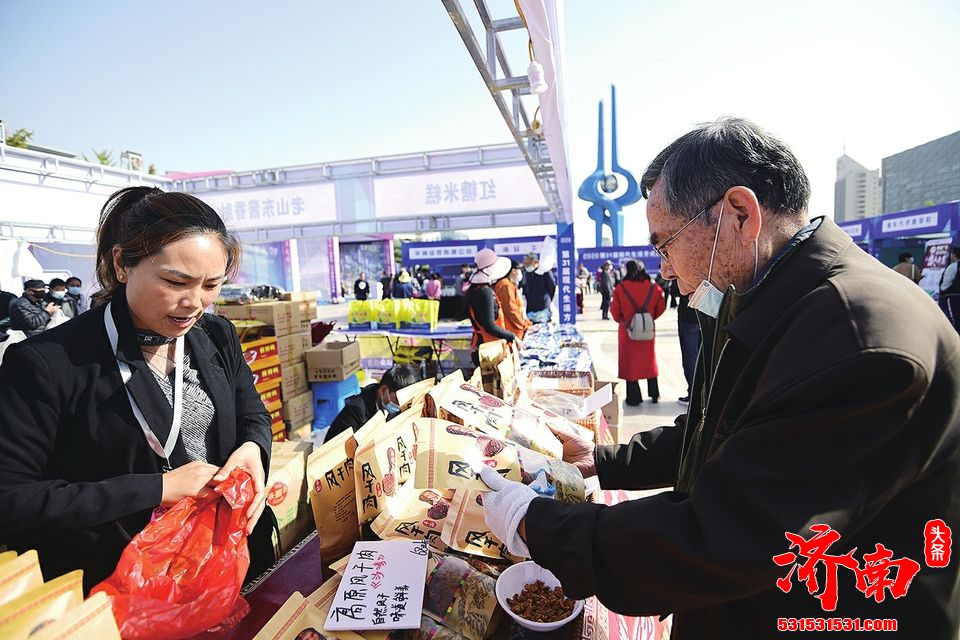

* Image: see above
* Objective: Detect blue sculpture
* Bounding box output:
[578,85,641,248]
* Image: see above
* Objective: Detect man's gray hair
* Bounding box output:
[640,117,810,220]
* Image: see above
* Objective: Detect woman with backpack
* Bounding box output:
[611,260,666,405]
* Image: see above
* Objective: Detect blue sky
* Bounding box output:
[3,0,959,245]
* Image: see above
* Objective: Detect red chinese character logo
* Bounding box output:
[924,519,953,568]
[772,524,921,611]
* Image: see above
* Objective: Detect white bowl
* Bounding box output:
[495,561,584,632]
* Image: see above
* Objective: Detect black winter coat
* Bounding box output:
[0,289,275,592]
[525,218,960,639]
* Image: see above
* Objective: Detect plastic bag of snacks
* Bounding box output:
[31,592,121,640]
[422,553,499,640]
[378,299,400,329]
[354,404,421,526]
[388,615,468,640]
[307,428,361,567]
[0,570,83,639]
[92,469,255,640]
[348,300,378,330]
[371,482,454,550]
[430,383,563,459]
[0,550,43,607]
[413,419,585,503]
[440,490,522,561]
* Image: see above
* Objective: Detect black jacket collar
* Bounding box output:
[724,216,850,353]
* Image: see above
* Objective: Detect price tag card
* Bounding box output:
[324,539,428,631]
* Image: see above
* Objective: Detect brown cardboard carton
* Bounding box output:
[595,379,624,427]
[306,341,362,382]
[281,361,309,399]
[283,389,315,427]
[276,332,306,367]
[216,301,295,335]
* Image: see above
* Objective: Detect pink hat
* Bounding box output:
[470,248,511,284]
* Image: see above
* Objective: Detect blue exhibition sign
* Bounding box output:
[556,224,577,324]
[578,245,661,275]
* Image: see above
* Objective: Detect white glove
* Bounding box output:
[479,465,537,557]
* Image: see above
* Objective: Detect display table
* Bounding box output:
[215,417,670,640]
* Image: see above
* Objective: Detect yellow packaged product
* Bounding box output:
[0,551,17,566]
[0,550,43,607]
[0,570,83,639]
[307,429,360,567]
[30,592,120,640]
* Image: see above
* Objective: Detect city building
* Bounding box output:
[834,154,882,222]
[882,130,960,213]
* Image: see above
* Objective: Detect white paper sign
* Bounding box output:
[324,539,428,631]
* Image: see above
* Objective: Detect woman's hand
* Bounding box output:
[160,461,219,507]
[214,442,267,534]
[546,425,597,478]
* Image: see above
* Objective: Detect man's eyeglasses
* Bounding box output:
[652,206,710,262]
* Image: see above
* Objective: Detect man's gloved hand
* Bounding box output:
[479,466,538,557]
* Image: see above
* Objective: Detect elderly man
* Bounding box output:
[480,118,960,638]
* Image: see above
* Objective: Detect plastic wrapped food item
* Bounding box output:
[387,615,468,640]
[307,428,361,566]
[371,482,454,550]
[91,468,255,640]
[440,491,523,561]
[0,549,43,607]
[0,570,83,639]
[422,553,499,640]
[413,419,585,503]
[30,592,121,640]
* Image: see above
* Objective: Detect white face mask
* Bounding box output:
[688,201,759,318]
[524,265,535,273]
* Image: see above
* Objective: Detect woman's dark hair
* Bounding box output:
[624,260,649,282]
[94,187,241,304]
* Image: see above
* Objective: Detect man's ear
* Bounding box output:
[724,186,762,245]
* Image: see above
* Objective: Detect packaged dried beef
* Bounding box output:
[31,592,121,640]
[0,551,16,566]
[477,340,520,403]
[354,404,422,526]
[0,549,42,607]
[387,616,467,640]
[413,418,585,503]
[422,553,499,640]
[307,428,361,566]
[433,383,564,459]
[370,482,454,550]
[423,371,464,418]
[440,491,523,561]
[0,570,83,639]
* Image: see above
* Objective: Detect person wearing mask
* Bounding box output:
[354,272,370,301]
[380,270,394,300]
[597,261,615,320]
[0,186,277,592]
[64,276,86,317]
[494,261,532,340]
[938,245,960,331]
[674,281,700,405]
[467,248,520,365]
[327,365,420,439]
[610,260,666,404]
[424,273,442,301]
[478,118,960,637]
[892,252,922,284]
[45,278,72,319]
[8,279,57,338]
[393,269,415,299]
[522,253,556,324]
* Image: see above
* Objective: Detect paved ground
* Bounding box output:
[316,290,691,445]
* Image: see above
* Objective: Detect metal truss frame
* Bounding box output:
[441,0,566,223]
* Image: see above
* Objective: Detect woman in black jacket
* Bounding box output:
[466,248,520,365]
[0,187,275,592]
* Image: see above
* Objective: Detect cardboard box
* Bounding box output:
[288,422,312,442]
[250,357,283,393]
[258,380,282,407]
[281,361,309,399]
[217,301,294,336]
[527,369,595,392]
[306,341,362,382]
[276,332,308,367]
[595,379,625,427]
[241,336,279,366]
[283,390,315,428]
[279,290,317,302]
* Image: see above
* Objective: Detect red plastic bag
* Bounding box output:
[93,468,255,639]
